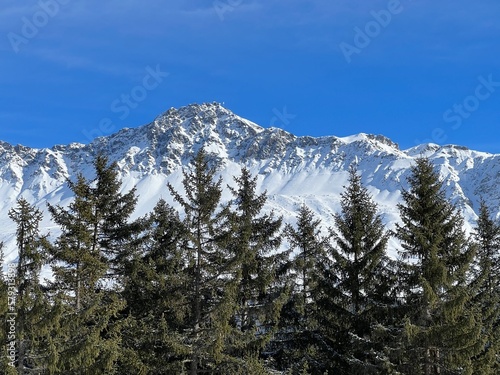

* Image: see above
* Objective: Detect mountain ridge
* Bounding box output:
[1,102,499,262]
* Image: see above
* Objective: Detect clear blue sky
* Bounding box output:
[1,0,500,152]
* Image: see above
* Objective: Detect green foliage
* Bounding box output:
[320,166,396,374]
[167,148,236,374]
[47,155,135,373]
[274,204,328,374]
[222,167,285,369]
[8,199,56,374]
[469,200,500,373]
[91,155,140,279]
[394,158,481,374]
[120,199,191,373]
[2,153,499,374]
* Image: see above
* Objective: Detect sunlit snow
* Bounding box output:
[1,103,499,272]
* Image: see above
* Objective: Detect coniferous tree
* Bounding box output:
[222,167,285,373]
[120,199,191,374]
[8,199,56,374]
[167,149,235,374]
[275,204,327,374]
[91,155,140,281]
[394,158,481,375]
[47,156,135,374]
[48,174,106,311]
[320,166,396,374]
[469,200,500,373]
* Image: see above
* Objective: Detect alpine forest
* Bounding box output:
[1,152,499,375]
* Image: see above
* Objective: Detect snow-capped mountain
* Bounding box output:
[1,102,500,262]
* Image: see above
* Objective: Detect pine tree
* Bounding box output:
[47,156,136,373]
[394,158,481,375]
[221,167,285,372]
[167,149,235,374]
[469,200,500,373]
[8,198,55,374]
[275,204,328,374]
[119,199,191,373]
[320,166,396,374]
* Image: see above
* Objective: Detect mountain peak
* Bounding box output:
[2,103,500,263]
[150,102,262,139]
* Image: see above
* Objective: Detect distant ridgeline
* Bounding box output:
[0,103,499,372]
[1,103,500,262]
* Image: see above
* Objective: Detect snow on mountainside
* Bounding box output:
[1,102,500,263]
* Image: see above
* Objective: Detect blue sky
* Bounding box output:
[1,0,500,152]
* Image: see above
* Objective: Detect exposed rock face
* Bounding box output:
[1,102,499,260]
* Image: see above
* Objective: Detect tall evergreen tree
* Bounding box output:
[320,166,396,374]
[394,158,481,375]
[274,204,327,374]
[222,167,285,373]
[47,156,136,373]
[8,199,56,374]
[119,199,191,374]
[167,149,235,374]
[90,155,140,280]
[48,174,107,311]
[469,199,500,373]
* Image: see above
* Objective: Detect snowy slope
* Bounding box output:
[1,102,499,263]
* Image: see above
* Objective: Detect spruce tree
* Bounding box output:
[120,199,191,373]
[47,156,135,373]
[320,166,396,374]
[394,158,481,375]
[275,204,327,374]
[222,167,285,372]
[90,155,140,280]
[167,149,235,374]
[469,200,500,373]
[8,199,56,374]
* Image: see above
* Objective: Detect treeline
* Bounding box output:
[1,150,499,374]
